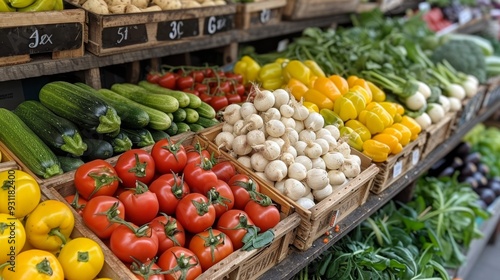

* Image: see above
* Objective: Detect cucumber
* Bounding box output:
[175,122,191,134]
[105,131,133,153]
[165,122,178,136]
[111,83,179,113]
[82,138,114,160]
[57,156,84,172]
[98,88,171,131]
[149,129,170,142]
[172,108,187,122]
[188,123,205,132]
[121,128,155,147]
[167,113,174,121]
[0,108,63,178]
[39,81,121,134]
[196,102,216,119]
[74,83,150,129]
[186,93,202,109]
[196,116,220,128]
[184,108,200,124]
[14,100,87,157]
[138,81,190,108]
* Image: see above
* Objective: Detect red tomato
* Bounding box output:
[226,93,242,104]
[64,193,87,216]
[82,196,125,239]
[189,229,233,271]
[232,83,246,96]
[183,89,200,97]
[209,95,229,112]
[149,173,190,215]
[185,143,211,165]
[74,159,120,200]
[211,161,236,182]
[244,195,280,232]
[189,70,205,83]
[207,180,234,218]
[176,193,216,234]
[183,158,218,194]
[177,76,195,90]
[158,72,177,89]
[216,209,255,250]
[150,214,186,255]
[202,68,214,77]
[130,260,165,280]
[157,247,202,280]
[110,223,159,263]
[118,182,159,225]
[151,138,187,174]
[115,149,156,188]
[147,73,162,84]
[225,72,244,84]
[219,81,232,94]
[194,83,209,94]
[228,174,260,210]
[199,92,212,103]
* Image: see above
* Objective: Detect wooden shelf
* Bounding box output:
[259,102,500,280]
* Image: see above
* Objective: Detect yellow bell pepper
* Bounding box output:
[313,77,342,102]
[234,56,261,84]
[287,78,309,101]
[345,120,371,142]
[344,91,367,114]
[347,75,360,88]
[362,139,391,162]
[275,58,289,65]
[391,123,412,146]
[0,214,25,264]
[58,237,105,280]
[334,96,358,121]
[304,60,326,78]
[283,60,311,85]
[351,79,373,103]
[378,102,399,118]
[303,102,320,113]
[382,127,403,142]
[367,81,386,102]
[258,62,283,90]
[320,109,344,127]
[400,116,421,141]
[0,170,41,218]
[329,75,349,95]
[358,110,385,135]
[2,249,64,280]
[372,133,403,155]
[303,88,334,110]
[340,127,364,151]
[365,102,393,128]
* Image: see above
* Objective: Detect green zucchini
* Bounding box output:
[149,129,170,142]
[138,81,190,108]
[111,83,179,113]
[39,81,121,134]
[172,108,187,122]
[74,83,150,129]
[0,108,62,178]
[57,156,84,172]
[121,128,155,147]
[14,101,87,157]
[186,93,202,109]
[196,116,220,128]
[196,102,216,119]
[82,138,114,160]
[105,131,133,153]
[188,123,204,132]
[184,108,199,123]
[165,122,178,136]
[97,88,171,131]
[175,122,191,134]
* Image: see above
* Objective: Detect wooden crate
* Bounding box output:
[283,0,360,20]
[481,76,500,113]
[371,133,427,194]
[357,0,402,12]
[200,125,379,251]
[0,8,85,66]
[44,133,299,279]
[235,0,286,30]
[71,3,236,56]
[455,86,487,130]
[421,112,456,159]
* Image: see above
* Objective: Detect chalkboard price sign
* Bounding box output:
[0,23,82,57]
[203,15,234,35]
[157,19,199,41]
[102,25,148,49]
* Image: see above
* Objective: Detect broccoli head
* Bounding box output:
[431,39,487,83]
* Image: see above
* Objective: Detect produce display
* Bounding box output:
[76,0,228,14]
[0,0,63,12]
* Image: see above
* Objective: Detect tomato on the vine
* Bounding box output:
[228,174,260,210]
[216,209,256,250]
[207,180,234,218]
[115,149,156,188]
[157,247,202,280]
[118,182,159,225]
[244,193,280,232]
[189,70,205,83]
[151,138,187,174]
[175,193,216,234]
[185,143,211,165]
[75,160,121,200]
[225,72,244,84]
[147,73,162,84]
[211,161,236,182]
[199,92,212,103]
[189,228,233,271]
[226,93,242,104]
[150,214,186,255]
[64,193,87,215]
[177,76,195,90]
[209,95,229,112]
[109,223,159,263]
[82,196,125,239]
[149,173,190,216]
[130,259,165,280]
[232,83,246,96]
[183,89,200,97]
[158,73,177,89]
[194,83,209,94]
[183,158,218,194]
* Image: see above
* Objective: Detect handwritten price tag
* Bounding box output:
[203,15,234,35]
[157,19,199,41]
[102,25,147,49]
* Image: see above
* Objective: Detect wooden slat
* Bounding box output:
[0,9,85,27]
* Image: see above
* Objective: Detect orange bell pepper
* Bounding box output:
[347,75,359,88]
[287,78,309,101]
[303,88,334,110]
[400,116,421,141]
[328,75,349,95]
[313,77,342,102]
[351,79,373,103]
[391,123,412,146]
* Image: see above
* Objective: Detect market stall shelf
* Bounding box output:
[282,0,360,20]
[421,112,456,159]
[235,0,286,30]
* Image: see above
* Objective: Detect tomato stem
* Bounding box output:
[128,153,148,178]
[196,228,226,263]
[207,188,232,210]
[132,181,150,195]
[88,169,121,199]
[248,191,274,207]
[159,213,183,246]
[36,258,54,276]
[191,198,211,216]
[234,178,258,192]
